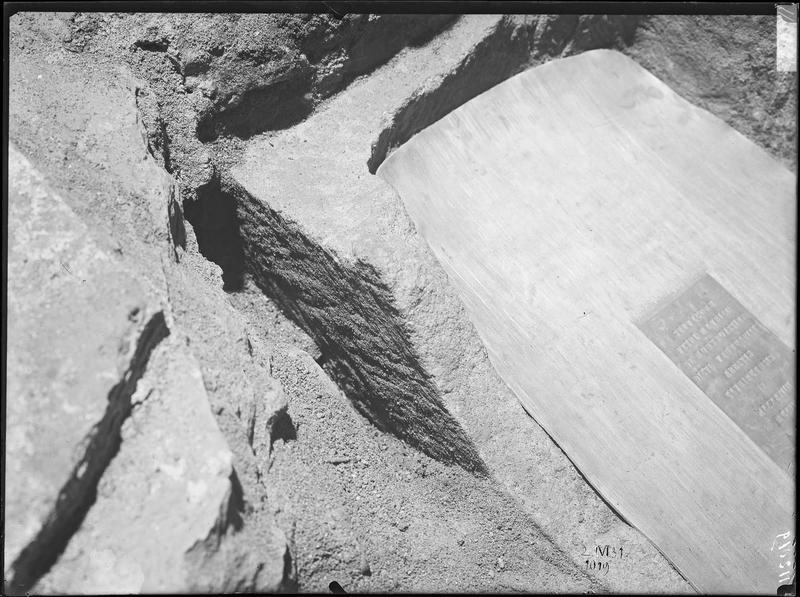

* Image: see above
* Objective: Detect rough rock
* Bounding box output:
[7,13,294,593]
[623,15,797,171]
[77,12,458,204]
[5,146,168,594]
[160,247,291,497]
[34,339,285,593]
[8,14,183,276]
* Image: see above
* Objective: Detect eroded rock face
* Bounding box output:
[96,12,458,203]
[35,340,240,593]
[5,146,291,595]
[7,13,294,593]
[5,146,169,593]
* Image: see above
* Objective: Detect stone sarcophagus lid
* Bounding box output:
[379,50,795,594]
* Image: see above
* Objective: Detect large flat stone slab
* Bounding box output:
[378,49,794,593]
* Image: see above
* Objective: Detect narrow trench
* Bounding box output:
[182,171,488,476]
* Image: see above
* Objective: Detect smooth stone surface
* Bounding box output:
[379,49,795,594]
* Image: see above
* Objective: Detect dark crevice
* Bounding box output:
[182,174,245,291]
[158,118,173,172]
[281,543,299,593]
[167,182,187,256]
[6,312,169,596]
[269,408,297,450]
[225,470,246,534]
[210,174,488,476]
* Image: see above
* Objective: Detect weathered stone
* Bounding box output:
[6,15,293,590]
[161,248,290,493]
[35,338,288,593]
[5,146,167,593]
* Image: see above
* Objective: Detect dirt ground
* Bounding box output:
[6,10,796,594]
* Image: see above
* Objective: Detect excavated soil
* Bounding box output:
[6,10,796,594]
